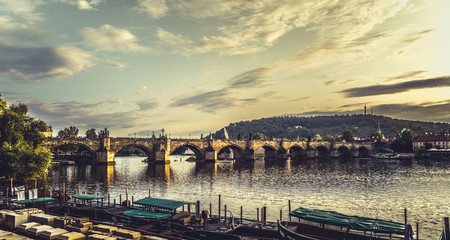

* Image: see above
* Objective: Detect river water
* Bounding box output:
[48,156,450,239]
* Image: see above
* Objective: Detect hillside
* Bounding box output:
[212,114,450,140]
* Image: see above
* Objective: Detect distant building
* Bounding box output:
[413,133,450,150]
[40,126,53,138]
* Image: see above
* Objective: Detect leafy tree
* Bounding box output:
[341,130,355,142]
[401,129,415,152]
[85,128,98,139]
[390,138,406,152]
[0,94,52,181]
[58,126,79,138]
[253,132,267,140]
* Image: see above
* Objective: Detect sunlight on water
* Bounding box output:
[48,157,450,239]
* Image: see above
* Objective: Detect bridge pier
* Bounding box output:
[204,150,218,163]
[155,150,170,164]
[330,150,339,158]
[95,149,115,165]
[306,149,315,158]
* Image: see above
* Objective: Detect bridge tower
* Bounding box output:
[96,128,115,165]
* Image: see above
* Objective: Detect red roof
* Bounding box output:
[413,134,450,142]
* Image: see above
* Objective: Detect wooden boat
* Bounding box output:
[278,207,414,240]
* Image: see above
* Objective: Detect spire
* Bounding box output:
[364,104,367,115]
[223,127,229,140]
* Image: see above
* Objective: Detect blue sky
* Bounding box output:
[1,0,449,137]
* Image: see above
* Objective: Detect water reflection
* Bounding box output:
[48,156,450,239]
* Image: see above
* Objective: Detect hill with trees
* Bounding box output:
[211,114,450,140]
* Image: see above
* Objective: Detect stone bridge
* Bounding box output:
[43,134,373,165]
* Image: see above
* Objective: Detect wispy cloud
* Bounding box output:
[136,0,168,19]
[385,70,427,82]
[136,99,160,111]
[0,0,45,23]
[391,29,435,58]
[370,100,450,122]
[170,89,236,113]
[325,79,355,87]
[295,100,450,122]
[27,99,160,133]
[170,67,275,112]
[0,44,93,82]
[229,67,272,88]
[58,0,104,10]
[81,24,149,53]
[340,76,450,97]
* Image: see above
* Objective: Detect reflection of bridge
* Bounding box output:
[43,133,373,165]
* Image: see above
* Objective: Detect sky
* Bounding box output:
[0,0,449,137]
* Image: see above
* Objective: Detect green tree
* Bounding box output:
[401,129,415,152]
[0,95,52,181]
[58,126,79,138]
[85,128,98,139]
[341,130,355,142]
[253,132,267,140]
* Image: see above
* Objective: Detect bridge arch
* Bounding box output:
[255,145,278,160]
[357,146,370,158]
[116,144,153,159]
[315,145,329,158]
[51,143,96,163]
[337,146,351,158]
[289,145,306,160]
[218,145,245,160]
[170,144,204,160]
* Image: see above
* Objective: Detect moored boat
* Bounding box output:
[278,207,414,240]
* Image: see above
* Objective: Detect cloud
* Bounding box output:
[0,0,44,23]
[136,0,168,19]
[81,24,149,53]
[58,0,103,10]
[229,67,272,88]
[295,100,450,122]
[27,99,158,134]
[391,29,435,58]
[402,29,434,44]
[170,89,236,113]
[156,28,191,45]
[0,16,52,44]
[0,43,93,82]
[340,76,450,97]
[138,86,151,95]
[325,79,355,87]
[371,101,450,122]
[170,67,276,112]
[385,70,427,81]
[170,0,408,56]
[136,99,160,111]
[288,96,310,102]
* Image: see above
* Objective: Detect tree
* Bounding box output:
[86,128,97,139]
[0,94,52,181]
[341,130,355,142]
[401,129,415,152]
[58,126,79,138]
[253,132,267,140]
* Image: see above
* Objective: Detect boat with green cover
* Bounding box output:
[278,207,414,240]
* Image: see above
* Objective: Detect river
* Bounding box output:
[48,156,450,239]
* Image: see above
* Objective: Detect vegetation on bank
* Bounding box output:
[0,94,52,181]
[212,114,449,140]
